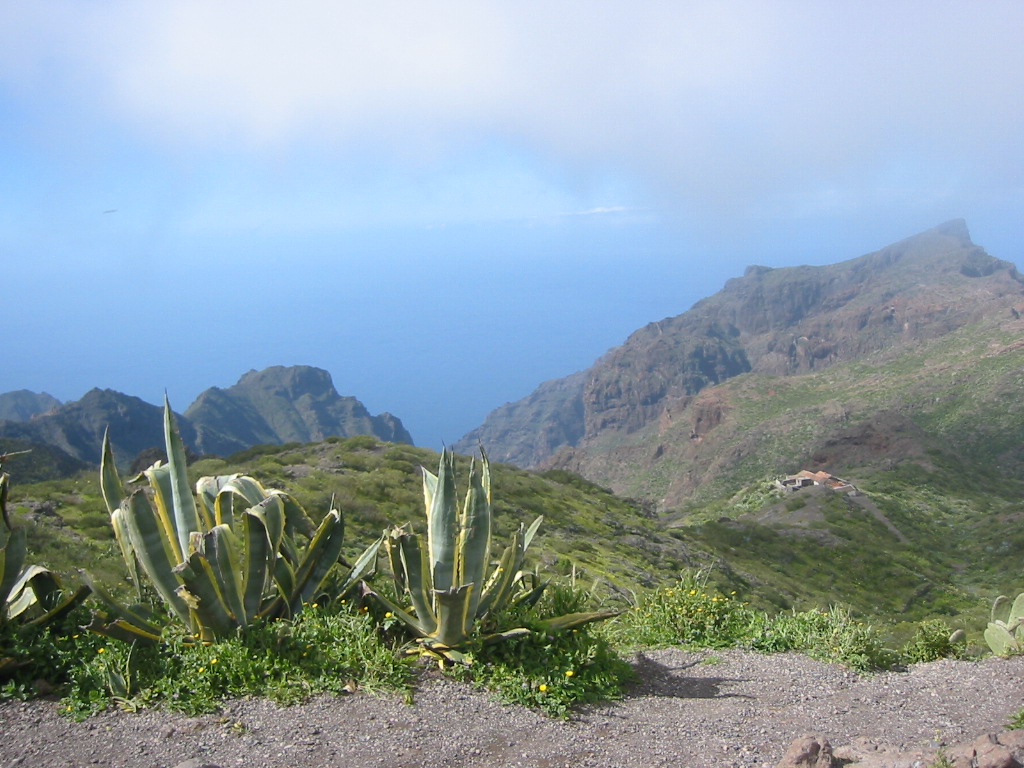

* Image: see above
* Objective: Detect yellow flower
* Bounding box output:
[97,648,106,654]
[689,589,697,596]
[539,684,548,692]
[385,612,393,619]
[198,667,206,673]
[210,658,218,664]
[564,670,574,678]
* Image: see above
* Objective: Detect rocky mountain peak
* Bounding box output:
[456,220,1024,479]
[0,365,413,474]
[234,365,337,400]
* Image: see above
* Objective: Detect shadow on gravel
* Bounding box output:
[627,652,753,700]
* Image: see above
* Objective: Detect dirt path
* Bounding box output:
[2,649,1023,768]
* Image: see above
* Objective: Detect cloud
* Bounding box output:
[3,1,1023,232]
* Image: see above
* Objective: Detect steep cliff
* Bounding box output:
[457,220,1024,507]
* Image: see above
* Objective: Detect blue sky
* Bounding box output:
[3,2,1023,449]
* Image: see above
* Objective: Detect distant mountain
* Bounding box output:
[456,220,1024,508]
[0,366,412,473]
[185,366,412,456]
[0,390,61,422]
[0,389,195,468]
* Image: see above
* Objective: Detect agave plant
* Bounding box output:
[984,593,1024,656]
[366,449,616,662]
[85,398,381,643]
[0,453,90,671]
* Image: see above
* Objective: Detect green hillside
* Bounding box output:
[6,426,1021,637]
[5,437,696,603]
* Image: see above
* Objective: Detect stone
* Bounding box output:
[971,732,1022,768]
[777,735,836,768]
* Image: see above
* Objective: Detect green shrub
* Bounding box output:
[748,605,896,671]
[609,570,755,649]
[901,619,966,664]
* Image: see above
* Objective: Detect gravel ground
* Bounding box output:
[2,649,1023,768]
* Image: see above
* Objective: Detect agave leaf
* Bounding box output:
[99,430,126,515]
[250,496,286,559]
[426,452,458,593]
[457,456,491,618]
[143,462,184,565]
[334,534,384,599]
[81,571,163,640]
[5,564,62,619]
[432,584,474,648]
[390,530,436,634]
[121,491,191,625]
[476,529,524,618]
[0,522,27,612]
[533,610,622,633]
[24,584,90,628]
[163,397,202,559]
[110,506,143,600]
[241,510,272,622]
[522,515,544,552]
[83,612,162,645]
[365,586,433,637]
[173,549,237,639]
[260,554,297,620]
[421,467,439,521]
[278,492,317,540]
[194,476,228,529]
[291,510,347,611]
[480,627,532,645]
[202,525,247,626]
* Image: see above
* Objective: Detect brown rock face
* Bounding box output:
[457,220,1024,505]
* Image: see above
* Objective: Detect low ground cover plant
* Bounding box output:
[62,603,411,718]
[450,582,633,718]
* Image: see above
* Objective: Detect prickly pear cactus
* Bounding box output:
[984,593,1024,656]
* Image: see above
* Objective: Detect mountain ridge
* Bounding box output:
[455,220,1024,507]
[0,366,412,472]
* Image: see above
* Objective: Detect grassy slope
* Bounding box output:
[5,437,699,604]
[606,317,1024,624]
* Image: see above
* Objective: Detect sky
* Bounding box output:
[2,2,1023,450]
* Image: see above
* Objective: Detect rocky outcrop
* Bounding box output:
[457,220,1024,492]
[453,371,587,465]
[185,366,413,456]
